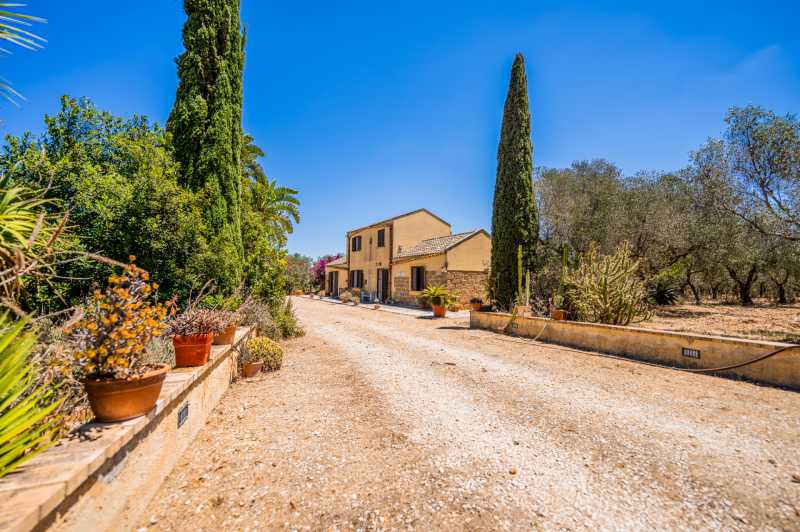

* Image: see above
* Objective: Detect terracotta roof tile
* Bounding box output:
[394,231,480,260]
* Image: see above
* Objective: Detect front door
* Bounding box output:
[328,271,338,296]
[377,268,390,302]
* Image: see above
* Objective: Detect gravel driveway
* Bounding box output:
[141,297,800,531]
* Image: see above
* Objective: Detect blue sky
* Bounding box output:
[2,1,798,258]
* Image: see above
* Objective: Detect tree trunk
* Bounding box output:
[684,269,701,304]
[727,266,757,306]
[710,282,720,300]
[770,272,789,305]
[776,283,787,305]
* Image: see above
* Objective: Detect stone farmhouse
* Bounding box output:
[324,209,491,305]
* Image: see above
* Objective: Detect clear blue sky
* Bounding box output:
[2,1,798,258]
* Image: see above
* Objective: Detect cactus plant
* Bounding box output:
[565,242,652,326]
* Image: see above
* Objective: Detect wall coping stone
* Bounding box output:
[0,327,251,532]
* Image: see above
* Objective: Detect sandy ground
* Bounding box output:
[644,302,800,343]
[140,297,800,531]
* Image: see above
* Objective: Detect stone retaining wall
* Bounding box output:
[0,328,251,532]
[470,312,800,389]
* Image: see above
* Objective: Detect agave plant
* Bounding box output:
[420,285,453,307]
[0,315,63,477]
[0,177,67,308]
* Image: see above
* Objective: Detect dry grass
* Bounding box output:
[640,301,800,343]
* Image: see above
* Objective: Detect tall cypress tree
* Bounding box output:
[490,53,539,308]
[168,0,245,281]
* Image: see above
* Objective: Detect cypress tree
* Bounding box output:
[168,0,245,282]
[490,53,539,308]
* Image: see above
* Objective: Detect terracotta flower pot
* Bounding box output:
[551,309,567,321]
[432,304,446,318]
[83,364,169,423]
[242,361,263,378]
[470,303,482,312]
[514,305,531,317]
[213,323,237,345]
[173,332,213,367]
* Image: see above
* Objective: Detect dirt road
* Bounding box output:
[141,297,800,531]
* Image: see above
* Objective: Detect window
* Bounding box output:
[351,235,362,252]
[377,229,385,247]
[411,266,425,291]
[349,270,364,289]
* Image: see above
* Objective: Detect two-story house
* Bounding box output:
[325,209,491,305]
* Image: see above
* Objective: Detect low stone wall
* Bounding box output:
[0,328,251,532]
[470,312,800,390]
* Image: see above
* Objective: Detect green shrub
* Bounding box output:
[238,298,280,339]
[271,298,304,338]
[565,242,653,325]
[246,336,283,371]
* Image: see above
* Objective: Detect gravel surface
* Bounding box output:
[140,297,800,531]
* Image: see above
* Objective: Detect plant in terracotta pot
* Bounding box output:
[69,264,171,422]
[550,293,567,321]
[469,297,483,312]
[165,309,227,367]
[247,336,283,371]
[211,310,239,345]
[200,295,241,345]
[239,343,263,378]
[421,284,453,318]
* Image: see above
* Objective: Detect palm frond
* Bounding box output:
[0,4,46,105]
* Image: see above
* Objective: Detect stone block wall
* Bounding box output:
[447,270,488,305]
[393,276,410,304]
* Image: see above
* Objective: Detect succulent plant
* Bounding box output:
[165,308,228,337]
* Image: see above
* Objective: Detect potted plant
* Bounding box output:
[69,264,171,422]
[551,293,567,321]
[212,310,239,345]
[469,297,483,312]
[421,284,452,318]
[339,291,352,303]
[239,344,263,378]
[247,336,284,372]
[165,309,227,367]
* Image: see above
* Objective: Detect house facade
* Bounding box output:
[324,209,490,305]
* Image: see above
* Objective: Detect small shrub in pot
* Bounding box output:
[239,343,263,378]
[469,297,483,312]
[246,336,283,371]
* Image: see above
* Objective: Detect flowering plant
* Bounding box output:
[70,262,170,379]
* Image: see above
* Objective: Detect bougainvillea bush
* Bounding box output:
[309,254,343,289]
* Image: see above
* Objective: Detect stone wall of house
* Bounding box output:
[425,270,447,288]
[447,270,488,305]
[393,275,411,305]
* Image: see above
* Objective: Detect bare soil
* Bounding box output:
[644,302,800,343]
[140,297,800,531]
